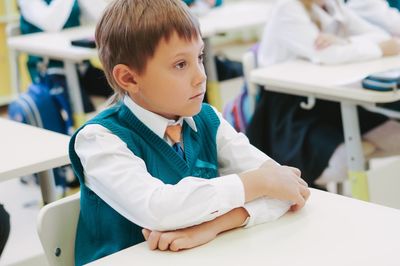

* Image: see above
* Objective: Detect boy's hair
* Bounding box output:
[95,0,201,102]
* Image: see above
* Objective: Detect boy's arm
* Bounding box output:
[142,207,249,251]
[214,107,308,226]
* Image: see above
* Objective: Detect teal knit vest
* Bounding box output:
[69,103,220,265]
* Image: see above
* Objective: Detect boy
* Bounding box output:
[69,0,310,264]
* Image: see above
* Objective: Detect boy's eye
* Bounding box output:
[175,61,187,69]
[198,53,204,63]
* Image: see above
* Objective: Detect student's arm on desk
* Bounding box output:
[141,160,310,252]
[142,207,249,252]
[271,1,388,65]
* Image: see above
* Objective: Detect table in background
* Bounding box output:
[0,118,70,204]
[250,56,400,200]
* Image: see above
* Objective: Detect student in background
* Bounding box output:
[69,0,310,264]
[247,0,400,188]
[18,0,113,112]
[0,204,10,258]
[183,0,223,8]
[347,0,400,36]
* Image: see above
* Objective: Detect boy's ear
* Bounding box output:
[112,64,139,93]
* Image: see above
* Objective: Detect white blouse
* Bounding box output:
[258,0,390,67]
[75,96,290,231]
[347,0,400,36]
[17,0,110,32]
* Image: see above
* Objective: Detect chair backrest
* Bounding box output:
[37,193,80,266]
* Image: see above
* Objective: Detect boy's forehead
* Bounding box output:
[157,32,204,53]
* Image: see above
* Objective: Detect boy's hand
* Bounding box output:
[142,224,218,252]
[142,207,249,252]
[259,161,310,211]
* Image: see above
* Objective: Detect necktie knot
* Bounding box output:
[165,124,182,144]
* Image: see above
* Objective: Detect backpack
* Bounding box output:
[8,72,74,188]
[222,44,259,132]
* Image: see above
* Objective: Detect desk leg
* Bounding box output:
[204,38,222,111]
[37,170,57,204]
[9,49,21,95]
[64,61,86,127]
[340,102,369,201]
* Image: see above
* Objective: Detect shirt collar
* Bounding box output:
[123,95,197,139]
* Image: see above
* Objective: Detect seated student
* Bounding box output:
[183,0,223,8]
[69,0,310,264]
[0,204,10,257]
[18,0,113,112]
[246,0,400,188]
[347,0,400,36]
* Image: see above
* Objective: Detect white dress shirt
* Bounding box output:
[18,0,110,32]
[75,96,290,231]
[18,0,75,32]
[258,0,390,67]
[347,0,400,36]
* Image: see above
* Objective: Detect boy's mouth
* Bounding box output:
[189,92,205,100]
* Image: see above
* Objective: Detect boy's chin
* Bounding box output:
[185,104,203,117]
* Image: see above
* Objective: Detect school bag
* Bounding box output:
[8,71,74,188]
[223,44,259,132]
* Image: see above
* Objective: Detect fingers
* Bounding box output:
[287,166,301,177]
[170,238,187,252]
[283,166,308,187]
[290,185,311,212]
[297,176,308,187]
[142,228,150,241]
[158,233,178,251]
[144,231,184,251]
[300,185,311,202]
[147,231,162,250]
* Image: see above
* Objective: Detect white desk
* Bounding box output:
[250,56,400,200]
[86,189,400,266]
[7,1,273,115]
[0,118,71,203]
[7,27,96,126]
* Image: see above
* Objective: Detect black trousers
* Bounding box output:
[0,204,10,257]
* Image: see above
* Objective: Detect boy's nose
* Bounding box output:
[192,64,207,87]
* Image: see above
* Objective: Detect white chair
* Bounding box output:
[37,193,80,266]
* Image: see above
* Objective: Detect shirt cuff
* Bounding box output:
[242,197,291,228]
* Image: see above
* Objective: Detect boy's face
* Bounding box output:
[130,31,206,120]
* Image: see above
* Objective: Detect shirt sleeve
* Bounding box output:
[213,107,291,227]
[18,0,75,32]
[75,124,245,232]
[275,1,386,65]
[347,0,400,36]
